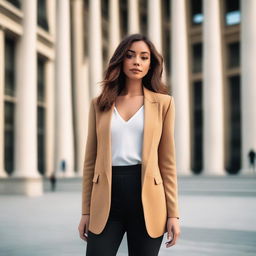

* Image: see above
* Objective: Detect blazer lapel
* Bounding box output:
[141,86,159,180]
[100,86,159,183]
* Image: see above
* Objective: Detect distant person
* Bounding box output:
[60,160,66,174]
[49,173,57,191]
[248,149,256,173]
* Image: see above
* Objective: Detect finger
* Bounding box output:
[167,238,176,247]
[85,224,88,235]
[84,232,88,242]
[79,228,88,242]
[166,232,179,247]
[166,228,173,240]
[166,238,175,247]
[165,232,173,247]
[84,226,88,242]
[79,232,87,242]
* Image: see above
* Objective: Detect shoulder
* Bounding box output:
[152,92,175,118]
[89,97,98,108]
[92,96,98,103]
[154,92,173,107]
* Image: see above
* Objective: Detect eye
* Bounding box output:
[126,54,133,58]
[142,57,149,60]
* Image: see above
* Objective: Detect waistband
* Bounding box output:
[112,163,141,175]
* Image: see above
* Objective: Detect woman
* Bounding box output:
[78,33,181,256]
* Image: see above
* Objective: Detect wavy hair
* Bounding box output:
[96,33,169,111]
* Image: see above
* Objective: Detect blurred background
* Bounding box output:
[0,0,256,255]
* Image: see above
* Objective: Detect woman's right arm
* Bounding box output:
[78,98,97,241]
[81,98,97,215]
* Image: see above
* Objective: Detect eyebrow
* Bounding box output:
[127,49,149,54]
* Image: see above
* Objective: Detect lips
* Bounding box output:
[130,69,142,72]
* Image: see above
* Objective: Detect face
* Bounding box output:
[122,41,151,81]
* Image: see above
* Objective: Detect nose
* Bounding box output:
[133,63,140,68]
[133,56,141,66]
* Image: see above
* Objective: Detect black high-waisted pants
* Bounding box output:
[85,163,164,256]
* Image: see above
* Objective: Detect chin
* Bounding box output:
[128,76,143,80]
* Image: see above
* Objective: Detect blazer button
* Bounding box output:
[92,173,100,183]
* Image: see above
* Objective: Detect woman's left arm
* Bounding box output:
[158,96,181,246]
[158,96,180,218]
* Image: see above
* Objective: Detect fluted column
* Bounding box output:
[55,0,75,177]
[108,0,121,59]
[6,0,43,196]
[45,60,55,178]
[89,0,102,97]
[240,0,256,175]
[71,0,90,176]
[44,0,56,178]
[148,0,167,83]
[148,0,162,52]
[14,0,39,178]
[46,0,56,36]
[202,0,225,175]
[128,0,140,34]
[171,0,191,175]
[0,27,6,177]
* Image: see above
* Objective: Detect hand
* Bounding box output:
[165,217,180,248]
[78,214,90,242]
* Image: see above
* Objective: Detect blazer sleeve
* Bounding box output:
[158,96,180,219]
[81,98,97,215]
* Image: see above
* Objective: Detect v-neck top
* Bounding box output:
[111,105,144,166]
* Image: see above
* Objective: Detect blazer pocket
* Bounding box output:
[92,173,100,183]
[154,175,163,185]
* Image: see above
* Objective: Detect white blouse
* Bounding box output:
[111,105,144,166]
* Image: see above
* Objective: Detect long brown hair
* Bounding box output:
[96,33,169,111]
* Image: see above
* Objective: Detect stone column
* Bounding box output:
[202,0,225,175]
[8,0,43,196]
[55,0,75,177]
[78,59,90,177]
[71,0,90,176]
[171,0,191,175]
[148,0,162,52]
[128,0,140,34]
[44,60,55,178]
[44,0,56,178]
[0,27,6,177]
[148,0,167,83]
[108,0,121,59]
[46,0,56,36]
[240,0,256,175]
[89,0,102,97]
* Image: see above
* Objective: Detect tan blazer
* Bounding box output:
[82,86,180,238]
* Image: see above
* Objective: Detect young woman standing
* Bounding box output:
[78,33,181,256]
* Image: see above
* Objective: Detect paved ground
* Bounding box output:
[0,175,256,256]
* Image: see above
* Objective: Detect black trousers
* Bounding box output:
[85,163,164,256]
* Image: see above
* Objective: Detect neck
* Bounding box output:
[121,78,144,96]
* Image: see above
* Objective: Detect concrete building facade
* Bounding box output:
[0,0,255,195]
